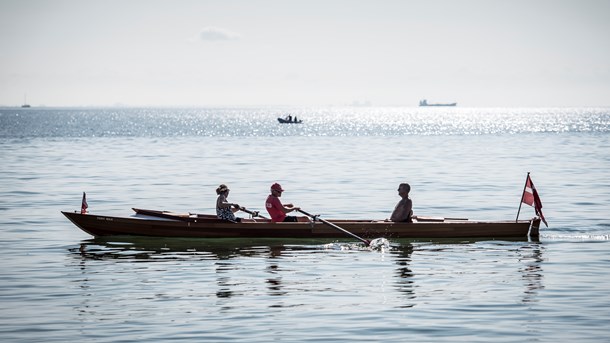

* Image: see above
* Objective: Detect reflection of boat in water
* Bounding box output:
[278,115,302,124]
[62,209,540,240]
[71,236,366,261]
[72,237,288,261]
[419,99,456,107]
[69,234,535,262]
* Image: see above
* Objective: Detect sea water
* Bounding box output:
[1,107,609,342]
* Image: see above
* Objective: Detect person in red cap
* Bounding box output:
[265,183,301,222]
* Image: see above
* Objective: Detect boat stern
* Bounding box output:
[528,217,542,237]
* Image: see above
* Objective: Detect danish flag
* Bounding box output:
[81,192,88,214]
[522,175,547,227]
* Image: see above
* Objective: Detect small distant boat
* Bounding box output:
[278,115,302,124]
[21,93,31,108]
[419,99,456,107]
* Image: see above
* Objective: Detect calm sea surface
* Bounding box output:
[1,107,609,342]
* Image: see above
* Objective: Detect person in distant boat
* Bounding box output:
[293,116,298,123]
[390,183,413,222]
[287,115,292,122]
[265,183,302,222]
[216,184,241,222]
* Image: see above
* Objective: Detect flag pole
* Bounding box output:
[516,172,530,222]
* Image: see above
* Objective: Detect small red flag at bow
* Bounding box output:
[81,192,88,214]
[522,175,547,227]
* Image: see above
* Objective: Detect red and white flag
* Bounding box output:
[522,175,548,227]
[81,192,88,214]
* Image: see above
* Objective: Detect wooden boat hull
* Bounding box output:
[62,211,540,239]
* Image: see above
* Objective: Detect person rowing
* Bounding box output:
[390,182,413,222]
[216,184,242,222]
[265,183,307,222]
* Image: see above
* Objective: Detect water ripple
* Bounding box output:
[1,107,609,137]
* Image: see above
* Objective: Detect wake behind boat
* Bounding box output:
[62,208,540,240]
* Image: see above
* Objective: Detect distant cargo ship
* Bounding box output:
[419,99,457,107]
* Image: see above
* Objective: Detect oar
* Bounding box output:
[239,206,269,219]
[297,209,370,246]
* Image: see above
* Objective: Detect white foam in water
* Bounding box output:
[322,238,391,252]
[368,238,391,252]
[542,234,610,241]
[322,242,355,250]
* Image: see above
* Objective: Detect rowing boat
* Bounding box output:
[277,117,302,124]
[61,209,541,239]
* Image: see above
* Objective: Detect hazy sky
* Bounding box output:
[1,0,609,107]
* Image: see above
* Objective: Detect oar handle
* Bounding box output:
[296,208,316,218]
[297,209,370,246]
[239,206,269,219]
